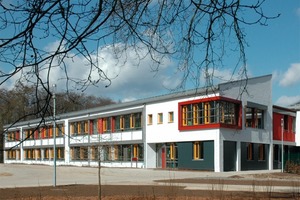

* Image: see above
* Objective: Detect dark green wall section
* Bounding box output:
[177,141,214,171]
[241,142,269,170]
[223,141,236,171]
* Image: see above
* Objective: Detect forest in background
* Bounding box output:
[0,83,115,162]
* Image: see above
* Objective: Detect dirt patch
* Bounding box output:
[0,172,13,176]
[0,184,298,200]
[1,172,300,199]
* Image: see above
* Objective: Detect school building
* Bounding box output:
[3,74,300,172]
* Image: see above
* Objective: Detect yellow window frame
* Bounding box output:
[148,114,153,125]
[193,104,198,125]
[204,102,210,124]
[168,111,174,123]
[182,106,188,126]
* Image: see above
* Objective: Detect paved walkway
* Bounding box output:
[0,164,296,193]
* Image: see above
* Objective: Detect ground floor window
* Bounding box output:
[70,144,143,162]
[193,141,204,160]
[70,147,88,160]
[247,143,254,161]
[258,144,265,161]
[6,149,20,160]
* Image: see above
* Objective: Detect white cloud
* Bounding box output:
[195,67,246,87]
[275,95,300,107]
[84,44,179,101]
[279,63,300,87]
[0,41,181,101]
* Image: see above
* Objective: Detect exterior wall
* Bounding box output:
[296,111,300,146]
[223,141,236,171]
[241,142,269,170]
[273,112,296,142]
[4,75,300,172]
[177,141,214,170]
[145,93,221,144]
[219,75,273,170]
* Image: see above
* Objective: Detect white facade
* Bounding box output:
[4,75,299,172]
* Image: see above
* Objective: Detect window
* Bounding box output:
[70,147,80,160]
[36,149,41,160]
[120,116,125,130]
[148,114,153,125]
[245,107,264,129]
[193,105,198,125]
[44,149,49,160]
[114,145,119,160]
[57,124,64,137]
[273,145,279,161]
[132,144,144,161]
[84,121,89,134]
[258,144,265,161]
[247,143,254,161]
[283,115,288,130]
[220,101,237,125]
[80,147,88,160]
[130,113,142,129]
[130,114,135,128]
[168,112,174,123]
[49,126,53,138]
[103,118,111,133]
[70,123,74,135]
[56,147,64,160]
[292,117,296,133]
[180,99,240,128]
[169,143,176,160]
[91,146,99,160]
[77,122,81,134]
[193,142,203,160]
[157,113,163,124]
[182,105,192,126]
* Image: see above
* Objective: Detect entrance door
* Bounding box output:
[166,143,178,168]
[156,144,166,168]
[223,141,236,171]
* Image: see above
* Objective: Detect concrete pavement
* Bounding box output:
[0,164,297,193]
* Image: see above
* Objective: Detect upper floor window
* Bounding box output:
[147,114,153,125]
[103,117,111,133]
[168,112,174,123]
[179,98,241,130]
[245,107,264,129]
[115,113,142,131]
[292,117,296,133]
[157,113,163,124]
[6,131,20,142]
[70,121,89,135]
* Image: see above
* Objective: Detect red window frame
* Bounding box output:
[178,96,242,131]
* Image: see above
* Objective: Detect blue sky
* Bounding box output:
[245,1,300,106]
[1,1,299,107]
[94,1,300,106]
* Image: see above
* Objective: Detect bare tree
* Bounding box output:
[0,0,278,115]
[0,0,278,183]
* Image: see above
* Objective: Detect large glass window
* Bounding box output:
[245,107,264,129]
[180,100,240,127]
